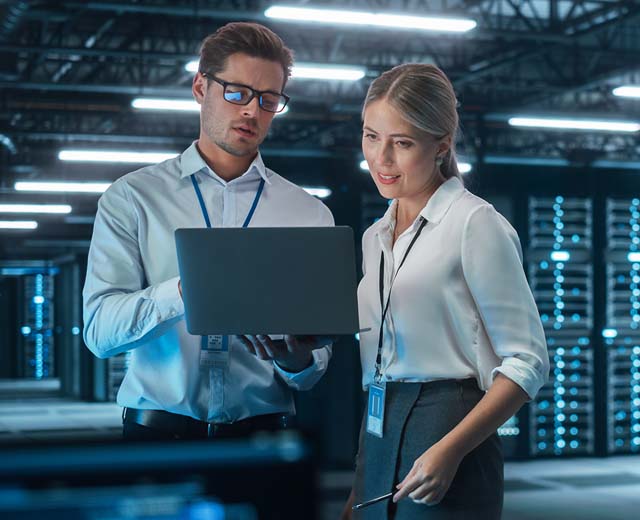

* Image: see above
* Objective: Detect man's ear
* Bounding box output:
[192,72,206,105]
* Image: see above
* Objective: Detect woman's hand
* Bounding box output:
[393,440,463,506]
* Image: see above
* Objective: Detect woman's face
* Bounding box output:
[362,98,449,202]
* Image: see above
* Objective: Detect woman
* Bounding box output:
[342,64,549,519]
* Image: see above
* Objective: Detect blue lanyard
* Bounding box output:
[190,173,265,229]
[190,172,265,355]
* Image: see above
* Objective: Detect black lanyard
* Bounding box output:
[375,217,427,382]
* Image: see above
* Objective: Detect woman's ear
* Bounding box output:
[437,135,453,157]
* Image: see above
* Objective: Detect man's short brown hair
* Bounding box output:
[199,22,294,88]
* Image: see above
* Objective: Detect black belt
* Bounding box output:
[123,407,294,439]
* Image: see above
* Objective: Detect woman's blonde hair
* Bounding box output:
[362,63,460,179]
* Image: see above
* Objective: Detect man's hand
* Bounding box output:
[236,335,334,373]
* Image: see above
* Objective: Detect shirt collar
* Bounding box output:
[375,176,465,237]
[179,141,272,185]
[418,176,464,225]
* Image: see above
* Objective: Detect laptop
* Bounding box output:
[175,226,359,335]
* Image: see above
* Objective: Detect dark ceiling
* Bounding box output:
[1,0,640,256]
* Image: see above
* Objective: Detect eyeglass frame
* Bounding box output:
[200,71,290,113]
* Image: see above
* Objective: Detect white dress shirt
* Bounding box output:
[357,177,549,400]
[83,142,334,422]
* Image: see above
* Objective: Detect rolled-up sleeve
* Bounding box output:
[274,346,332,390]
[82,180,184,358]
[461,204,549,400]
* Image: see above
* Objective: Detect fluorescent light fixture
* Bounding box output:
[613,86,640,98]
[292,64,366,81]
[302,187,332,198]
[15,182,111,194]
[629,252,640,262]
[550,251,570,262]
[508,117,640,133]
[265,6,476,32]
[58,150,179,164]
[185,60,199,73]
[33,296,45,304]
[0,220,38,229]
[132,98,200,112]
[0,204,71,214]
[132,94,288,116]
[602,328,618,339]
[360,159,473,174]
[458,162,472,173]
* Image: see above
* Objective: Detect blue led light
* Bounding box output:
[21,326,31,335]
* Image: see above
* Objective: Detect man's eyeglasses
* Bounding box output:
[201,72,290,114]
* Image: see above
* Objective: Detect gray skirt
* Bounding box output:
[353,379,503,520]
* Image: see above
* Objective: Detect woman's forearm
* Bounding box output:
[439,373,530,457]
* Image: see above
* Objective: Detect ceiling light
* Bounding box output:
[292,64,366,81]
[508,117,640,132]
[0,221,38,229]
[302,187,332,198]
[132,94,288,115]
[613,86,640,98]
[58,150,179,163]
[265,5,476,32]
[360,159,473,174]
[0,204,72,214]
[15,182,111,194]
[132,98,200,112]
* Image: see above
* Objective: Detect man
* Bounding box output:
[83,22,334,440]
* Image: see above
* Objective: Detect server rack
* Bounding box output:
[527,196,595,456]
[604,197,640,453]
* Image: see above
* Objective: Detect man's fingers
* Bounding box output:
[247,335,270,360]
[236,335,255,355]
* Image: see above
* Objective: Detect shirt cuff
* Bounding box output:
[273,347,329,390]
[152,276,185,322]
[491,356,548,401]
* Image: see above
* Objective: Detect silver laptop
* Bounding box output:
[175,227,359,335]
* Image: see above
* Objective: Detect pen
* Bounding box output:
[352,492,393,510]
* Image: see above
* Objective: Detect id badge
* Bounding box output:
[366,381,386,438]
[200,335,230,368]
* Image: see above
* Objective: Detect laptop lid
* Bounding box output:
[175,226,359,335]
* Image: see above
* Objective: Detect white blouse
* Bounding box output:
[357,177,549,400]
